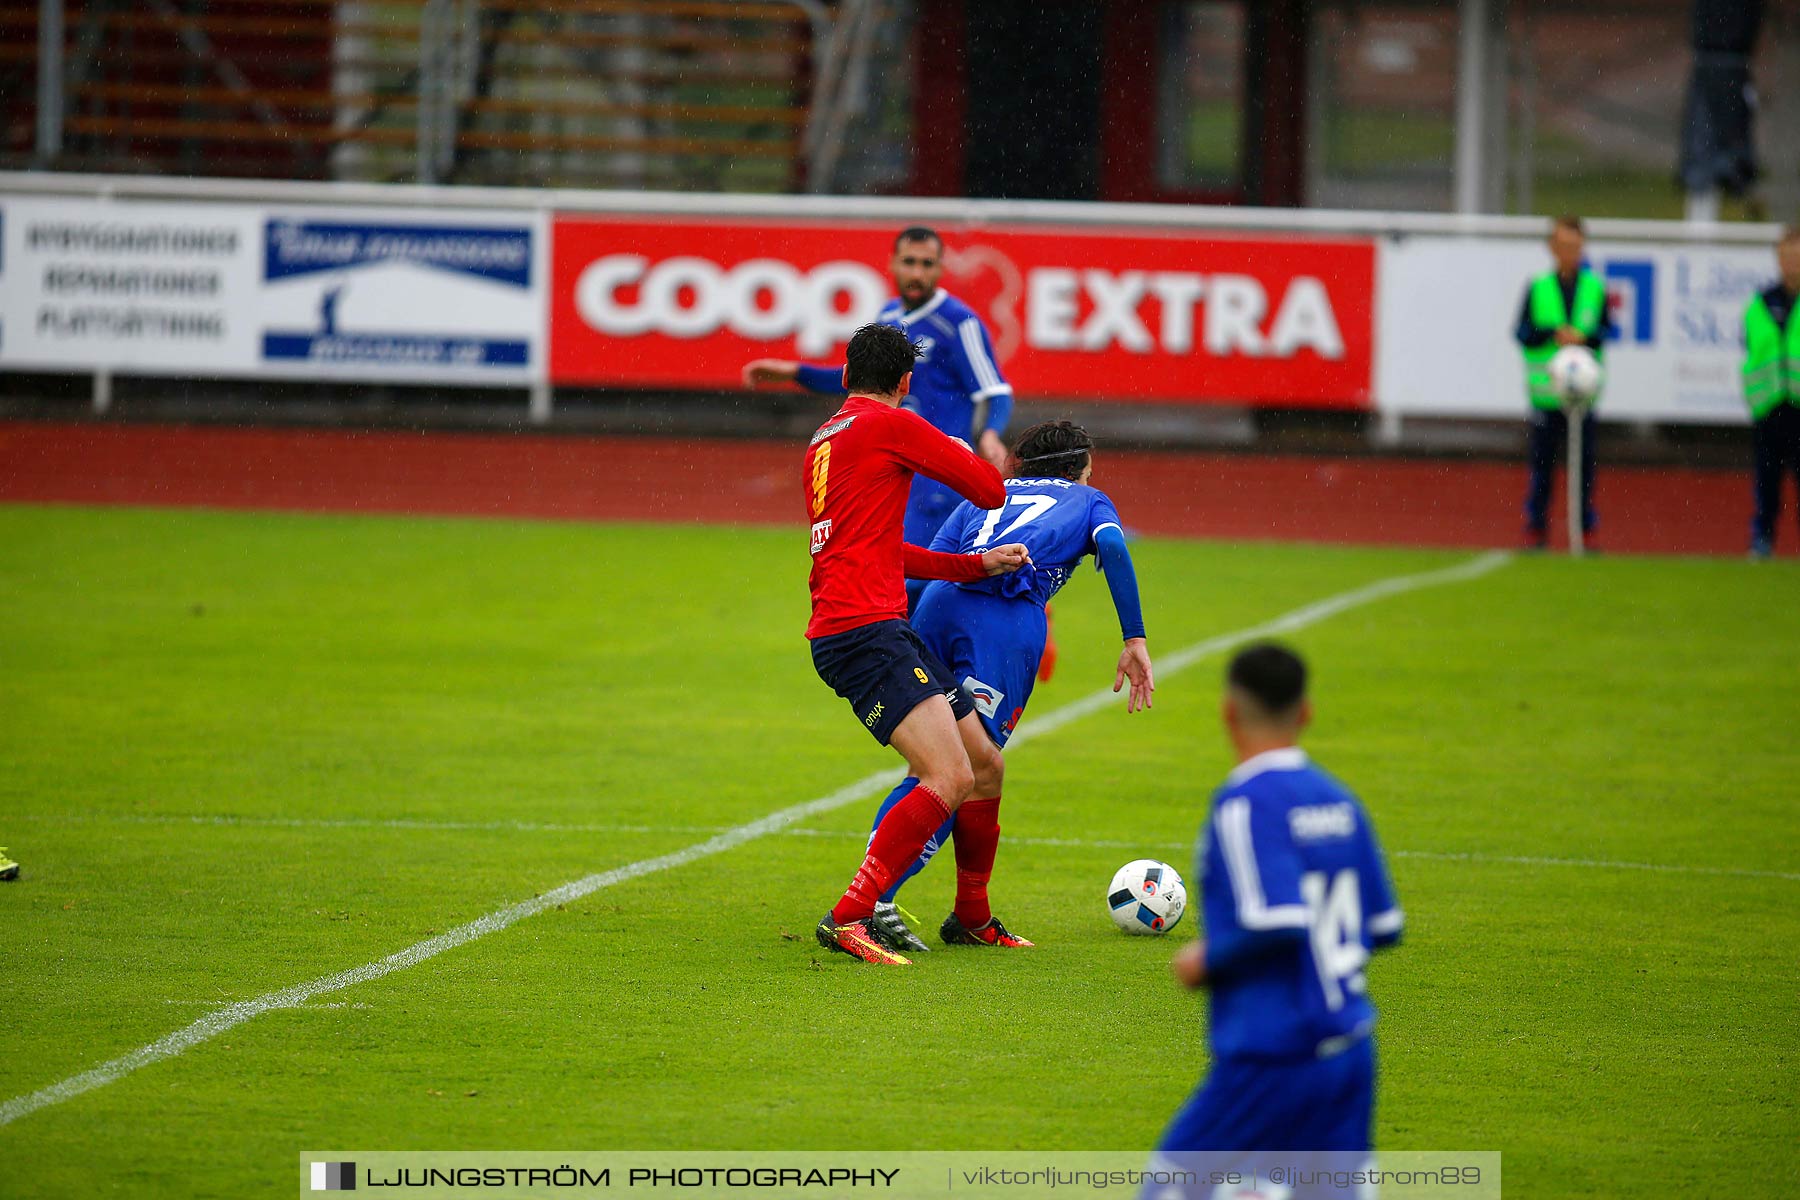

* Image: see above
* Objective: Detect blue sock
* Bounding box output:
[870,777,953,903]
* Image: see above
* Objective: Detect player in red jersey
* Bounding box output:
[806,324,1030,965]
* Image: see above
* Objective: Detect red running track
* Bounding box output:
[0,421,1781,556]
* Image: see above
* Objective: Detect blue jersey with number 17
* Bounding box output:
[927,476,1125,609]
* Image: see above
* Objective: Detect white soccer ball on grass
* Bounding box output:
[1549,345,1605,405]
[1107,859,1187,935]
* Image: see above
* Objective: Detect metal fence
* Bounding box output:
[8,0,908,193]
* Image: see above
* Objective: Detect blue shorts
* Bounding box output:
[1147,1037,1376,1200]
[1158,1035,1375,1153]
[910,581,1046,748]
[810,619,975,746]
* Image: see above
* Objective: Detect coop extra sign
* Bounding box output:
[549,215,1376,408]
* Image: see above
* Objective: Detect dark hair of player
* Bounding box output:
[843,323,922,395]
[894,226,943,253]
[1227,642,1308,719]
[1553,214,1585,236]
[1012,420,1094,481]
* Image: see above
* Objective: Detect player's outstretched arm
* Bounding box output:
[900,542,1029,582]
[741,359,849,395]
[1095,525,1152,712]
[741,358,797,387]
[889,409,1006,509]
[980,543,1030,575]
[1114,638,1154,714]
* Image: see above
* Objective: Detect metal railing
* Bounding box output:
[14,0,844,190]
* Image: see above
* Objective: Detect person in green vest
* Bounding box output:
[1514,215,1616,550]
[1743,224,1800,559]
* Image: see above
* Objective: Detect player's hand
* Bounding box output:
[1553,326,1585,347]
[980,543,1031,576]
[977,429,1008,470]
[1114,637,1154,713]
[741,359,799,388]
[1172,939,1207,989]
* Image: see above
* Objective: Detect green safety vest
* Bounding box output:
[1741,292,1800,421]
[1521,270,1607,410]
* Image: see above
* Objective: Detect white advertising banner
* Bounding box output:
[256,206,544,383]
[0,196,546,384]
[0,197,261,372]
[1376,236,1776,424]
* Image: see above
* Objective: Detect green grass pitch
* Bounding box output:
[2,505,1795,1197]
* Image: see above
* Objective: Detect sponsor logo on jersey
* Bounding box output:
[809,415,855,446]
[863,700,884,728]
[961,675,1005,719]
[1289,802,1357,841]
[809,519,832,555]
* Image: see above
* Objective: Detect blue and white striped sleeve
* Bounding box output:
[1360,811,1404,949]
[953,316,1013,433]
[1204,794,1310,980]
[1215,795,1309,931]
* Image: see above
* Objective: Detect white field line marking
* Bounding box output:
[1387,849,1800,883]
[162,1000,372,1011]
[0,551,1508,1129]
[26,813,753,837]
[782,832,1800,883]
[55,815,1800,884]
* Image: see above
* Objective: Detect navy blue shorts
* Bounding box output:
[810,619,975,746]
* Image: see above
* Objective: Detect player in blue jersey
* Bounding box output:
[741,226,1016,606]
[1149,643,1402,1197]
[857,420,1155,952]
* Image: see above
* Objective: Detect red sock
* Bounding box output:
[831,784,952,924]
[952,796,1001,928]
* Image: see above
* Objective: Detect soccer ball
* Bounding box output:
[1107,859,1187,935]
[1549,345,1604,404]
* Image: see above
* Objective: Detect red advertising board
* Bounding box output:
[550,216,1375,407]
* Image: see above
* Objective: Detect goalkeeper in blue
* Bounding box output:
[861,420,1155,953]
[1148,643,1403,1199]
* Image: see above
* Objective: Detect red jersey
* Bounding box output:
[804,396,1005,638]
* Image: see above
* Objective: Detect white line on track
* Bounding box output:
[0,550,1508,1128]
